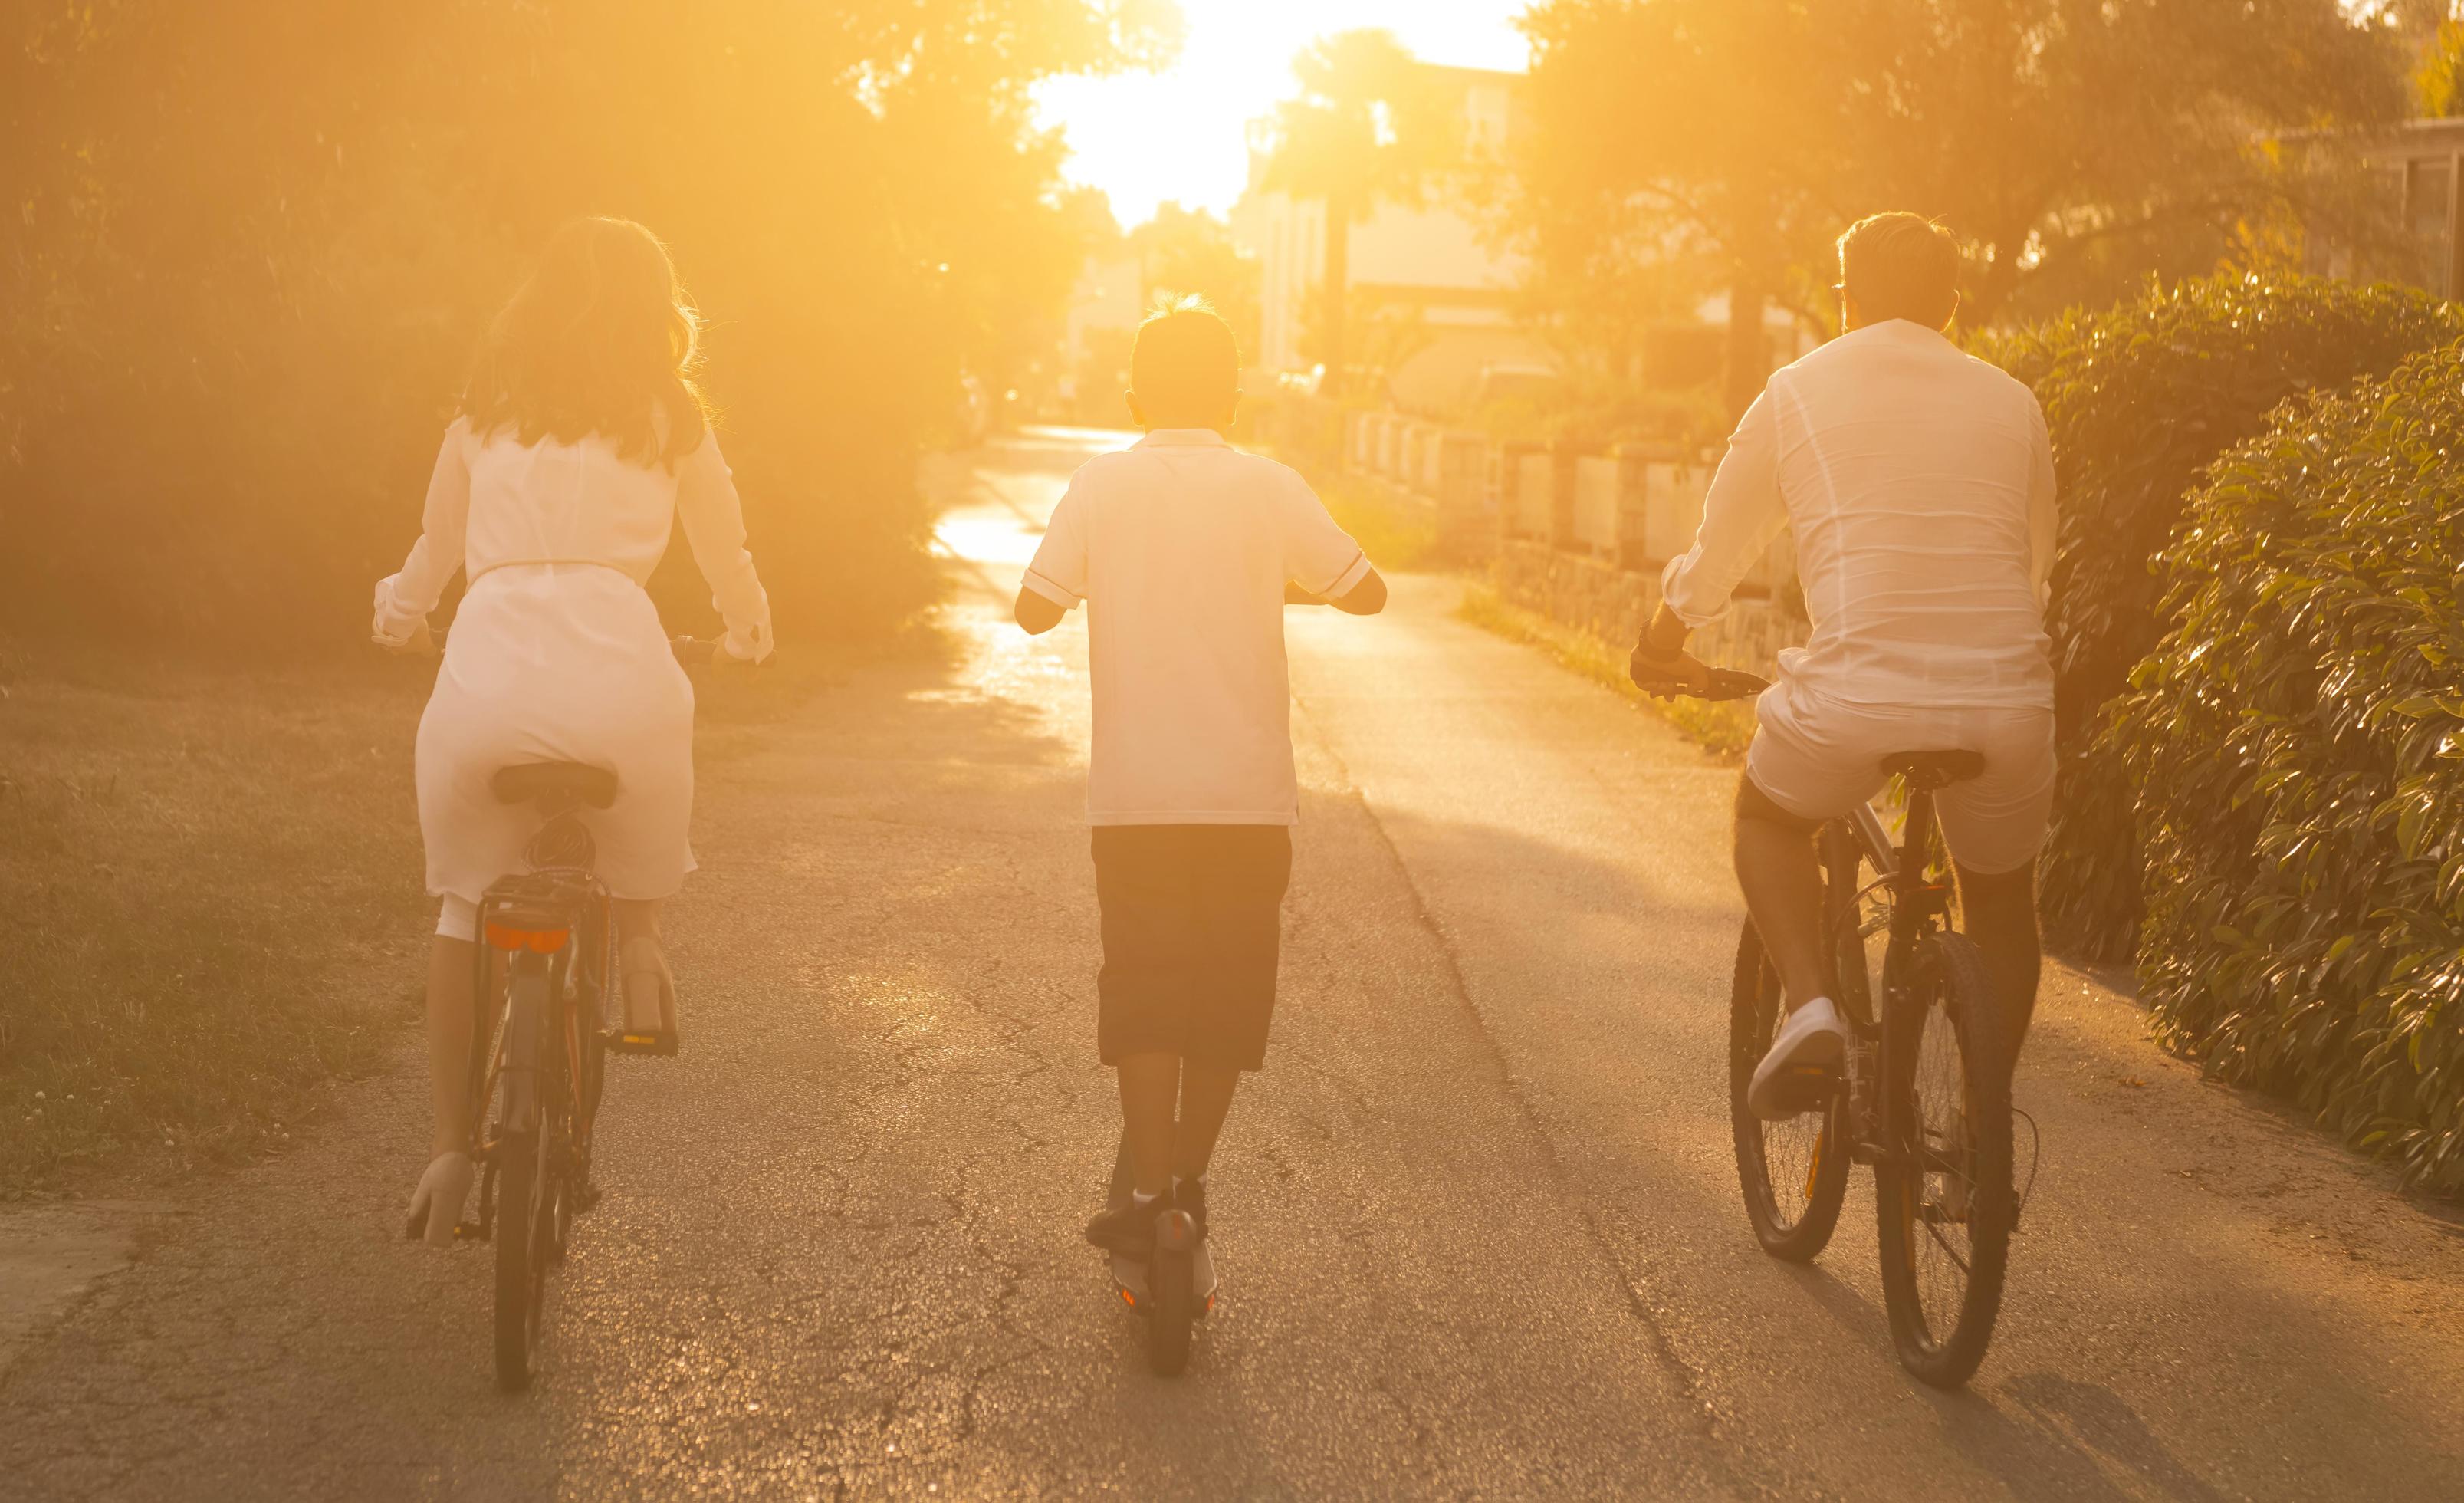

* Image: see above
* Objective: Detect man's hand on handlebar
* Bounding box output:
[1629,600,1710,697]
[1629,642,1713,698]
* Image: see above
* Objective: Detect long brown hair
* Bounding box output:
[462,217,709,469]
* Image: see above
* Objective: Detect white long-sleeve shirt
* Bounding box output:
[1662,320,2057,709]
[373,416,774,662]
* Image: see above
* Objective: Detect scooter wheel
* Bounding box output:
[1147,1210,1198,1376]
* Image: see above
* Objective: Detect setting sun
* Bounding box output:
[1033,0,1529,222]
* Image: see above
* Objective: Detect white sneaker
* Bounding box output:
[1749,996,1848,1120]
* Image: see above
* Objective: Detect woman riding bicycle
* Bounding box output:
[374,217,774,1245]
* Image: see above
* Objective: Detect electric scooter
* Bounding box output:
[1104,1130,1219,1376]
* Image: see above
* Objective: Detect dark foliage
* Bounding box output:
[0,2,1157,652]
[2111,344,2464,1192]
[1986,275,2462,959]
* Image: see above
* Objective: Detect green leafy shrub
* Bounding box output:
[2111,345,2464,1192]
[1987,275,2462,960]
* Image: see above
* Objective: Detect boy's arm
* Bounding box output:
[1286,568,1386,614]
[1017,475,1088,636]
[1015,588,1068,635]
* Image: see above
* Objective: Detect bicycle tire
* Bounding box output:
[1874,931,2014,1388]
[1728,921,1851,1261]
[493,1126,548,1390]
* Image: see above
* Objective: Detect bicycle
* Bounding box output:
[1648,666,2019,1389]
[422,633,728,1390]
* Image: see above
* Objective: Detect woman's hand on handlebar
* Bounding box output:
[376,621,439,658]
[672,636,769,670]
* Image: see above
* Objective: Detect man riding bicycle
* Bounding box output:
[1630,212,2057,1118]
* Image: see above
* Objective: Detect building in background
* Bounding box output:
[1233,64,1549,416]
[2305,117,2464,297]
[1056,253,1145,424]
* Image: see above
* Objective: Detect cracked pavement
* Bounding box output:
[4,429,2463,1499]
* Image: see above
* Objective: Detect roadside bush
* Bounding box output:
[1987,275,2462,959]
[2110,345,2464,1192]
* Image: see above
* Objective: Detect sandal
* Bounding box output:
[404,1151,475,1247]
[611,935,681,1057]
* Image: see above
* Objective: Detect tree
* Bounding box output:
[1516,2,1845,417]
[1513,0,2408,410]
[1257,30,1457,397]
[1127,202,1262,358]
[0,1,1170,648]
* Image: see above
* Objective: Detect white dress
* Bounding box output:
[373,417,773,905]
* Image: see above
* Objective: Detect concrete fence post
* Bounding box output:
[1610,442,1654,573]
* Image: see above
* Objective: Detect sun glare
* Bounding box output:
[1032,0,1530,226]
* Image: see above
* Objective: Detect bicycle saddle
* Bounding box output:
[491,761,619,809]
[1880,750,1985,789]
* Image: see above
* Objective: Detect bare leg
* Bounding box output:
[1956,860,2042,1071]
[1734,778,1828,1013]
[1117,1052,1180,1198]
[613,896,662,945]
[427,937,478,1157]
[1171,1064,1242,1181]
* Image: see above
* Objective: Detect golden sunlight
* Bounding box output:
[1033,0,1529,222]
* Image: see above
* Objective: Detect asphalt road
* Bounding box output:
[5,428,2462,1500]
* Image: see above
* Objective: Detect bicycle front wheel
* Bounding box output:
[1729,921,1850,1261]
[1875,931,2014,1388]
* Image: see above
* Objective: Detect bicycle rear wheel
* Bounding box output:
[1729,921,1850,1261]
[491,968,557,1392]
[1875,931,2014,1388]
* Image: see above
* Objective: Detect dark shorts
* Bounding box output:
[1092,824,1294,1071]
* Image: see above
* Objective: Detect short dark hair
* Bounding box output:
[1836,212,1961,327]
[1129,295,1239,421]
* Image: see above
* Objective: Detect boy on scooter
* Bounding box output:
[1014,297,1386,1255]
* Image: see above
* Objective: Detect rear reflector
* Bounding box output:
[484,924,570,953]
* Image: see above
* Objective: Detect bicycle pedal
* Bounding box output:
[605,1029,679,1057]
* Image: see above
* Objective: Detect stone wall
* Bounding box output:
[1253,392,1809,675]
[1490,541,1806,675]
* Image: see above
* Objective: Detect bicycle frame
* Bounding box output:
[461,834,616,1240]
[1829,786,1954,1170]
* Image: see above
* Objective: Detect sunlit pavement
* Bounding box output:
[5,429,2462,1499]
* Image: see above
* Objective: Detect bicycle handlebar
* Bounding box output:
[1630,662,1771,702]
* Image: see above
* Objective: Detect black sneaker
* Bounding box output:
[1085,1199,1161,1257]
[1173,1177,1208,1242]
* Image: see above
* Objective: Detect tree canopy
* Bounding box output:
[1511,0,2410,400]
[1,0,1168,648]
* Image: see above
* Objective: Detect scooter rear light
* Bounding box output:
[485,924,570,953]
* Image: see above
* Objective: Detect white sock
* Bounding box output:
[1131,1189,1161,1209]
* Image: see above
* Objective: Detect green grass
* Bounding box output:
[1455,584,1759,759]
[1318,473,1442,573]
[0,639,851,1196]
[0,646,435,1193]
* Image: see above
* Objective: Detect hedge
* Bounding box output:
[1988,275,2462,960]
[2111,344,2464,1192]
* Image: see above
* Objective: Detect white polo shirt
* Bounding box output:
[1662,320,2058,709]
[1023,429,1372,826]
